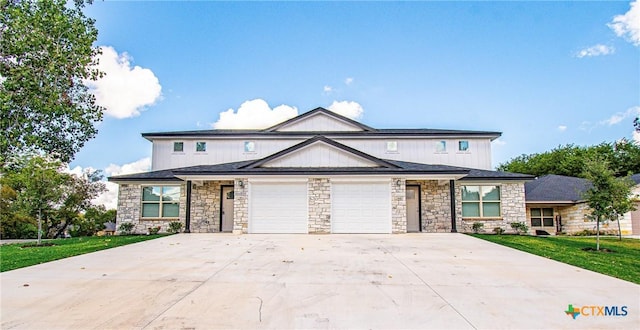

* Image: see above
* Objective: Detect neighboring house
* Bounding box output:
[524,174,638,235]
[623,174,640,235]
[109,107,532,234]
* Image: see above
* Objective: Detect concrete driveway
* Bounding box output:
[1,234,638,329]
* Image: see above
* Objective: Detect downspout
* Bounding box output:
[184,180,192,233]
[449,180,457,233]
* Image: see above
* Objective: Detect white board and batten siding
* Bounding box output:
[275,113,364,132]
[248,180,308,234]
[331,180,392,234]
[262,143,378,168]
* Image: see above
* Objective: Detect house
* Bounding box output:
[109,107,533,234]
[524,174,639,235]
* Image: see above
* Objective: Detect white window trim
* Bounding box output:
[140,185,181,219]
[461,185,502,219]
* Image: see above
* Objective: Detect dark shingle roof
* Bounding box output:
[631,173,640,185]
[525,174,592,203]
[461,169,534,181]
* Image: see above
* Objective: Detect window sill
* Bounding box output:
[140,218,180,221]
[462,217,503,221]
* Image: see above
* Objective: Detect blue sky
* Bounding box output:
[70,1,639,208]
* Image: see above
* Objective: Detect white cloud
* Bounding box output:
[345,77,354,85]
[493,138,507,146]
[633,130,640,144]
[212,99,299,129]
[327,100,364,120]
[600,106,640,126]
[575,44,615,58]
[86,46,162,119]
[608,0,640,46]
[94,157,152,210]
[557,125,567,132]
[323,85,333,93]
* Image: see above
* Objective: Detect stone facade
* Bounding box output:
[308,178,331,233]
[115,183,186,234]
[418,180,453,233]
[458,182,527,234]
[233,178,249,234]
[529,203,629,235]
[391,178,407,233]
[189,181,234,233]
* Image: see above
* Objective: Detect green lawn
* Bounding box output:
[0,235,166,272]
[469,234,640,284]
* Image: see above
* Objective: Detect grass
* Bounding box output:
[0,235,166,272]
[469,234,640,284]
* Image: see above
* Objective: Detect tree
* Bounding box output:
[497,142,640,178]
[0,0,103,164]
[0,154,106,239]
[71,206,115,237]
[582,158,635,250]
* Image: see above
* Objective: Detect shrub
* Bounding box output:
[148,226,161,235]
[118,222,135,235]
[493,227,505,235]
[168,221,183,234]
[510,222,529,235]
[472,222,484,233]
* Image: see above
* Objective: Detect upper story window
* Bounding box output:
[244,141,255,153]
[141,186,180,218]
[386,141,398,152]
[173,142,184,152]
[461,185,501,218]
[196,142,207,152]
[435,140,447,153]
[458,140,469,152]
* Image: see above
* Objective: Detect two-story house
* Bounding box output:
[109,107,532,234]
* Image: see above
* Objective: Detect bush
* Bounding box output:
[472,222,484,233]
[510,222,529,235]
[493,227,505,235]
[168,221,183,234]
[118,222,135,235]
[148,226,161,235]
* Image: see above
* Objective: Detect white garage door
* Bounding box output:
[249,182,308,233]
[332,182,391,233]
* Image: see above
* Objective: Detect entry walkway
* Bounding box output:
[1,234,638,329]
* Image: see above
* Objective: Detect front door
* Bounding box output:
[221,186,234,232]
[406,185,420,232]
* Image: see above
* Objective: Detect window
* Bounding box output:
[142,186,181,218]
[531,208,554,227]
[244,141,255,152]
[461,186,501,218]
[386,141,398,152]
[458,140,469,152]
[196,142,206,152]
[173,142,184,152]
[436,140,446,152]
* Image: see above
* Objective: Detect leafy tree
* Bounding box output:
[0,0,103,163]
[582,158,635,250]
[498,141,640,178]
[71,206,115,237]
[0,154,106,239]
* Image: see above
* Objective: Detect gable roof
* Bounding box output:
[525,174,592,203]
[264,107,375,132]
[240,136,399,169]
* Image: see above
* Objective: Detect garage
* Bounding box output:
[249,181,308,233]
[331,181,391,233]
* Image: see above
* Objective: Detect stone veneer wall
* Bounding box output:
[391,178,407,233]
[308,178,331,233]
[233,178,249,234]
[190,180,234,233]
[408,180,453,233]
[457,182,527,234]
[115,183,187,234]
[555,203,629,235]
